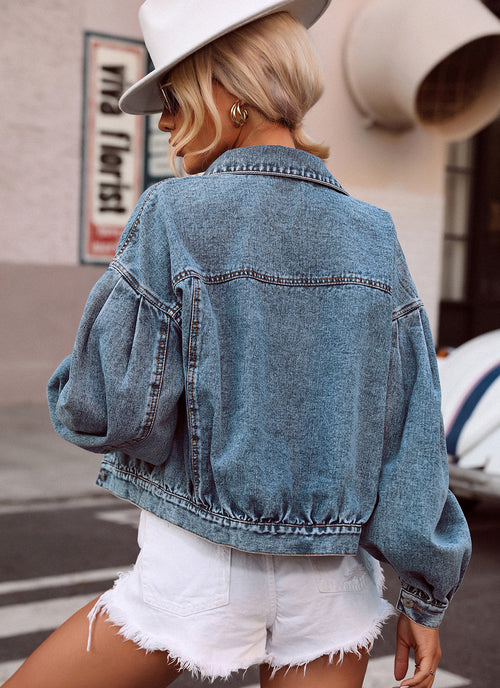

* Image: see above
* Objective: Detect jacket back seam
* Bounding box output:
[114,314,170,450]
[173,269,392,295]
[187,279,201,496]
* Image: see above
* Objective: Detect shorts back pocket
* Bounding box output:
[138,511,231,617]
[310,554,369,593]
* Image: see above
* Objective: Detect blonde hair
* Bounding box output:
[165,11,329,173]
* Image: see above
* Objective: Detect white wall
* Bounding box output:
[0,0,448,404]
[0,0,143,265]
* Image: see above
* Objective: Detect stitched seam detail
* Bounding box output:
[114,315,170,449]
[114,182,163,258]
[173,269,391,294]
[187,280,201,495]
[100,462,363,531]
[111,261,182,328]
[400,582,447,609]
[208,169,349,195]
[392,299,423,321]
[265,558,277,629]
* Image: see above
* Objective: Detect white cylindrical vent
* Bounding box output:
[344,0,500,139]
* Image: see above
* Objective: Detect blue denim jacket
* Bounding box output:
[48,145,470,627]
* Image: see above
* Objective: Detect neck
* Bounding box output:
[233,111,296,150]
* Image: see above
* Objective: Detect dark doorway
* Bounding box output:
[439,116,500,347]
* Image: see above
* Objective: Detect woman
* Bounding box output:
[3,1,471,687]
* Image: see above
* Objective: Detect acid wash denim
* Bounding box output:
[48,145,471,628]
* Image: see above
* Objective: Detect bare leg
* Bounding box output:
[260,650,369,688]
[2,597,182,688]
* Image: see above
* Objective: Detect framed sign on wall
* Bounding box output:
[80,33,147,264]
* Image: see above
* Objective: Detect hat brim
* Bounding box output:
[119,0,331,115]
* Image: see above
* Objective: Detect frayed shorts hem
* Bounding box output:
[263,604,395,679]
[88,591,395,681]
[88,592,268,680]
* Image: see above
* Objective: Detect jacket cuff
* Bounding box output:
[397,584,447,628]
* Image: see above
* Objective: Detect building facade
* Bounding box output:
[1,0,499,405]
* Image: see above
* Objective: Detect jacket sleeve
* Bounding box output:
[361,239,471,628]
[47,186,185,462]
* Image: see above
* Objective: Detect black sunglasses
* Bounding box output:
[159,80,180,115]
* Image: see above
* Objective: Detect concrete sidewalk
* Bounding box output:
[0,405,104,505]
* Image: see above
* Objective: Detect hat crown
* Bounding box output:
[139,0,329,68]
[120,0,331,114]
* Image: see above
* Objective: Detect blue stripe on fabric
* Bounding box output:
[446,363,500,460]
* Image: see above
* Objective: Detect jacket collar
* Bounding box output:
[204,145,348,196]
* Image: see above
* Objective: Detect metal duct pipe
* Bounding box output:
[343,0,500,139]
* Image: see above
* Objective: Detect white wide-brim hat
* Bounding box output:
[119,0,332,115]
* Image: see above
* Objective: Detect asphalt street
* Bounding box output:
[1,405,498,687]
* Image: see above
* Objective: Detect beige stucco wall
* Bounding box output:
[1,0,448,405]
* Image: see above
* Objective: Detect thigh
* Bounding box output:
[259,650,369,688]
[3,597,182,688]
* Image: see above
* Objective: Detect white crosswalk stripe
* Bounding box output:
[0,594,97,638]
[0,660,24,683]
[0,566,130,595]
[95,508,141,528]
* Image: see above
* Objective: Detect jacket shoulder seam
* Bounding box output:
[114,182,164,258]
[111,260,182,328]
[392,299,423,321]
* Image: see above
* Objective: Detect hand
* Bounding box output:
[393,613,441,688]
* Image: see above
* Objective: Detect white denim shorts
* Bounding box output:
[88,510,394,680]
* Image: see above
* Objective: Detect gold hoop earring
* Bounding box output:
[230,101,248,127]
